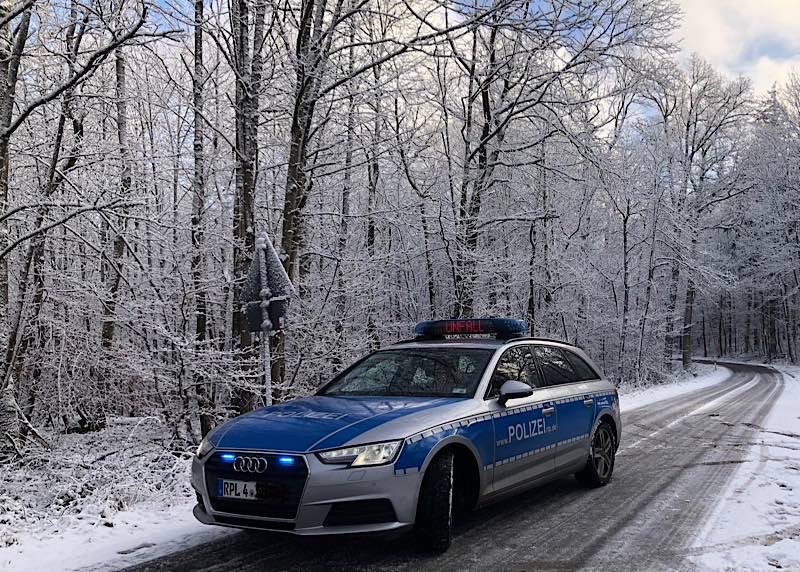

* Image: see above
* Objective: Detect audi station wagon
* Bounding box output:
[192,318,621,551]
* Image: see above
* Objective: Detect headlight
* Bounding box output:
[317,440,402,467]
[196,437,214,459]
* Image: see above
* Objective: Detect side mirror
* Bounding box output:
[498,380,533,406]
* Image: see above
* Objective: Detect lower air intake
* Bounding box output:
[323,499,397,527]
[215,515,296,531]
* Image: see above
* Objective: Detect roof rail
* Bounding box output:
[508,337,578,347]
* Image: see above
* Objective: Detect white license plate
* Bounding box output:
[217,479,259,500]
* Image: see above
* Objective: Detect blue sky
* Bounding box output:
[677,0,800,93]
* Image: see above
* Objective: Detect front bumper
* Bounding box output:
[191,451,421,535]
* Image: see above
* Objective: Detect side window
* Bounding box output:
[533,346,580,386]
[563,350,599,381]
[487,346,541,398]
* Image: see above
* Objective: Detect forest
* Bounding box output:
[0,0,797,447]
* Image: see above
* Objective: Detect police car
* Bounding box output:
[192,318,621,552]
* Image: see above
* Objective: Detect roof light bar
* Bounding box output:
[414,318,528,340]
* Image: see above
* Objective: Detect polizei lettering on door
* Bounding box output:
[509,417,546,442]
[496,414,556,447]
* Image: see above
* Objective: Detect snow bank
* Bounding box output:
[690,365,800,571]
[618,363,733,413]
[3,501,232,572]
[0,417,230,571]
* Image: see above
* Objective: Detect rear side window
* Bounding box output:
[533,345,579,386]
[563,350,599,381]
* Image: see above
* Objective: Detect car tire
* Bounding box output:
[576,420,616,488]
[414,449,454,552]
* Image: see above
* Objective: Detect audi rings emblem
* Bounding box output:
[232,456,268,473]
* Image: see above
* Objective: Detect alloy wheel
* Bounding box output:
[592,425,615,479]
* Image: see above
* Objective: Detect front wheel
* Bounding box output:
[575,420,616,487]
[414,450,454,552]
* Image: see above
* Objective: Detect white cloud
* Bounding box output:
[676,0,800,93]
[748,55,800,93]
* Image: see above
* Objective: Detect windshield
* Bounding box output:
[319,348,494,398]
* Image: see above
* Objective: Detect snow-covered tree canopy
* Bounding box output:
[0,0,795,442]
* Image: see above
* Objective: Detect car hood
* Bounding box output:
[209,395,472,453]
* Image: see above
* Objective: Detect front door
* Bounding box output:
[488,345,558,492]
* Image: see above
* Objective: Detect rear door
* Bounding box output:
[532,345,598,471]
[487,345,557,492]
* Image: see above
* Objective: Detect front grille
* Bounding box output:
[205,452,308,520]
[323,499,397,527]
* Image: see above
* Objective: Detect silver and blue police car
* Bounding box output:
[192,318,621,551]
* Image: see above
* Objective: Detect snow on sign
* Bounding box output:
[241,234,296,333]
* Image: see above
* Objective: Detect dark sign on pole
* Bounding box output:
[241,235,296,333]
[240,234,296,406]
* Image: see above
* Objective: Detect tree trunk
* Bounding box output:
[744,290,752,354]
[702,307,708,357]
[100,46,131,351]
[192,0,212,437]
[231,0,266,412]
[365,73,380,347]
[636,197,659,382]
[0,5,32,362]
[332,26,354,369]
[419,202,436,317]
[618,203,630,380]
[663,259,680,371]
[0,381,19,455]
[681,278,695,369]
[280,0,331,285]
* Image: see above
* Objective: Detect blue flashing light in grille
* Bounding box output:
[220,453,236,463]
[278,456,296,466]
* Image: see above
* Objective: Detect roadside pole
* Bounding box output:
[256,236,273,406]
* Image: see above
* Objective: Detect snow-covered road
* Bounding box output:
[3,362,795,571]
[111,361,787,571]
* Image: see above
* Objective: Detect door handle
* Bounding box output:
[542,407,555,416]
[583,398,594,407]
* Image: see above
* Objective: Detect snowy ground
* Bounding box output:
[0,417,231,571]
[617,362,732,413]
[3,502,232,572]
[0,363,768,572]
[690,364,800,571]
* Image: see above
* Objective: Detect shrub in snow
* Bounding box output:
[0,417,195,547]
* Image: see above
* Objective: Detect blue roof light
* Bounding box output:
[220,453,236,463]
[414,318,528,340]
[278,456,295,466]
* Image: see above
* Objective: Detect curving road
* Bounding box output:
[125,362,783,572]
